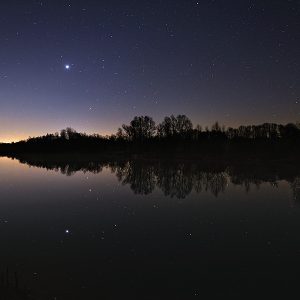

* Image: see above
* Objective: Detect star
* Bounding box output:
[65,64,70,70]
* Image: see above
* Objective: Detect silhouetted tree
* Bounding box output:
[280,123,300,139]
[60,129,68,140]
[116,128,125,139]
[122,116,156,141]
[157,114,193,138]
[66,127,78,139]
[211,121,221,132]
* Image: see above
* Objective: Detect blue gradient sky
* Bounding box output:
[0,0,299,142]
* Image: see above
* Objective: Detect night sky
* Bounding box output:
[0,0,299,142]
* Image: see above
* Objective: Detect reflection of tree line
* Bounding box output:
[0,267,33,299]
[291,177,300,203]
[7,155,300,201]
[113,162,230,198]
[15,156,105,176]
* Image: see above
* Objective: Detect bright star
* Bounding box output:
[65,64,70,70]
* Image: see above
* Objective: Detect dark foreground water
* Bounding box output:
[1,156,300,299]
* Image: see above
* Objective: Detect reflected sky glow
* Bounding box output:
[1,157,300,298]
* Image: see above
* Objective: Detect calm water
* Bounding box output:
[1,156,300,299]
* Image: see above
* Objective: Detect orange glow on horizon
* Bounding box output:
[0,119,296,144]
[0,130,115,143]
[0,136,28,143]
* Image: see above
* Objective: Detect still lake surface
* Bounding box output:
[1,156,300,299]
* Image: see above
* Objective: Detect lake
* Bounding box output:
[1,156,300,299]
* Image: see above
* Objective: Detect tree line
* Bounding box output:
[0,114,300,157]
[14,115,300,141]
[114,115,300,141]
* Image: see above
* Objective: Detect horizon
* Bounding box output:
[1,117,299,144]
[0,1,299,142]
[1,2,300,299]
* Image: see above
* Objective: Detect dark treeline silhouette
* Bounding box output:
[1,115,300,160]
[6,154,300,201]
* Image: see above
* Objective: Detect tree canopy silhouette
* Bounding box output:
[157,114,193,138]
[0,115,300,159]
[121,115,156,141]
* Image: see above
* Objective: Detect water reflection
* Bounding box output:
[6,155,300,201]
[291,177,300,203]
[2,155,300,299]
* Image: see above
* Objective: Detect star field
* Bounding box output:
[0,0,299,142]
